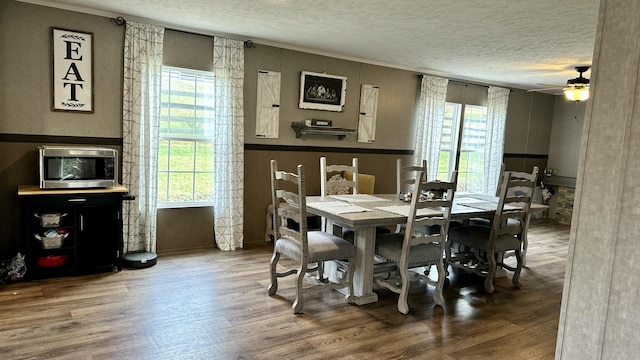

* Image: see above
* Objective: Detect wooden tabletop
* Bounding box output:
[306,193,549,229]
[18,185,129,196]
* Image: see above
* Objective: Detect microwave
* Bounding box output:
[38,146,118,189]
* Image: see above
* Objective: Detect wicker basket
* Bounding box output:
[34,233,68,249]
[34,213,68,227]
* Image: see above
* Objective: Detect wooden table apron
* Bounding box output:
[306,193,548,305]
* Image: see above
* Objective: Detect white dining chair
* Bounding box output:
[319,156,358,234]
[396,158,427,195]
[446,167,538,293]
[395,159,427,233]
[467,163,505,227]
[268,160,355,313]
[375,170,457,314]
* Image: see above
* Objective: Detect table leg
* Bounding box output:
[351,225,378,305]
[324,225,378,305]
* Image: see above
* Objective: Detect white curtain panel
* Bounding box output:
[212,37,245,251]
[483,86,510,195]
[122,21,164,254]
[414,75,449,180]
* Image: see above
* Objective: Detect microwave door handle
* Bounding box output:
[80,213,84,231]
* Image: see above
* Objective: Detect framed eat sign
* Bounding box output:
[51,27,94,113]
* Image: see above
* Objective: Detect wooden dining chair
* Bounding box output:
[467,163,506,227]
[319,156,358,234]
[374,171,457,314]
[446,167,538,293]
[395,159,428,233]
[268,160,355,314]
[396,158,428,195]
[320,156,358,196]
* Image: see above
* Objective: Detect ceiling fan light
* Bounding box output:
[564,86,590,101]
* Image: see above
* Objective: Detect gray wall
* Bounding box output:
[0,0,556,255]
[549,98,586,178]
[244,45,418,150]
[0,1,123,138]
[556,0,640,358]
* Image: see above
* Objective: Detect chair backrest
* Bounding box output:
[491,166,539,239]
[343,172,375,195]
[320,157,358,196]
[270,160,309,258]
[403,170,457,252]
[494,163,506,197]
[397,159,427,195]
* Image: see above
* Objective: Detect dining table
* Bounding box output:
[306,192,549,305]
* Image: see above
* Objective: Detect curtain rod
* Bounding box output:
[418,73,488,88]
[109,16,256,48]
[418,74,514,92]
[448,79,489,89]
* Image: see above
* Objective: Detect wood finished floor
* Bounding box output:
[0,219,569,360]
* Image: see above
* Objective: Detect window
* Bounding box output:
[158,67,215,206]
[437,103,488,193]
[436,103,461,181]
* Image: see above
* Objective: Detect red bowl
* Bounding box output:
[37,254,67,268]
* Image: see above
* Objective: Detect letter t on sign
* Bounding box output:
[51,27,94,113]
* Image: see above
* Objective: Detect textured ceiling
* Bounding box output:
[22,0,601,92]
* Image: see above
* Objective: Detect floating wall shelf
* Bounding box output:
[291,122,355,140]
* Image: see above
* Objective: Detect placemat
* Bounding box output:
[329,194,391,203]
[308,201,372,214]
[375,205,443,217]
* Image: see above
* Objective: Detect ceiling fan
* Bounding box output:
[528,66,591,101]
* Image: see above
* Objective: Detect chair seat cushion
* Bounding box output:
[376,233,442,267]
[448,225,521,252]
[275,231,355,263]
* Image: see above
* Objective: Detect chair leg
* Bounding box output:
[397,266,410,314]
[292,263,307,314]
[444,240,454,278]
[265,204,274,242]
[522,213,532,266]
[345,257,355,304]
[268,251,280,295]
[433,261,445,307]
[484,252,496,294]
[512,249,523,288]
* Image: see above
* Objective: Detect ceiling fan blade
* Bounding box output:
[527,87,564,93]
[536,83,565,87]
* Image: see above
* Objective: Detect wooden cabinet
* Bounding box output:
[18,185,128,280]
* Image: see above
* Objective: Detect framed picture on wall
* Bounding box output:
[51,27,94,113]
[299,71,346,112]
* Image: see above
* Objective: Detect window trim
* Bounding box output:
[439,102,489,192]
[438,102,462,181]
[157,66,215,208]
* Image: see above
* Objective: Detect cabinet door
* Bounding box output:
[76,203,121,271]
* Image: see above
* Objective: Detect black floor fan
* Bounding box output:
[122,194,157,269]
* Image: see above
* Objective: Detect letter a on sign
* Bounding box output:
[52,27,94,112]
